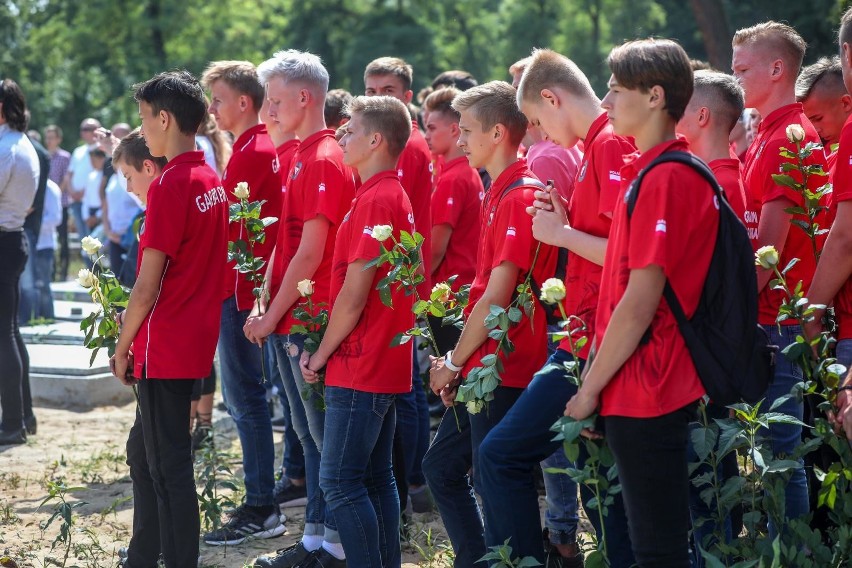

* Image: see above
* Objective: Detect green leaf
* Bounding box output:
[378,285,393,309]
[771,173,799,190]
[413,300,429,315]
[507,306,522,323]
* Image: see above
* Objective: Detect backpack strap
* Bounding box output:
[488,176,545,226]
[626,151,724,340]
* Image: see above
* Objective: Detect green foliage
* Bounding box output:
[479,539,541,568]
[78,247,131,367]
[228,189,278,302]
[195,434,241,534]
[292,293,329,409]
[38,479,88,568]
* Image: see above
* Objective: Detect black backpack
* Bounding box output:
[490,177,568,325]
[627,151,776,406]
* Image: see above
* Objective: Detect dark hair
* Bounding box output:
[324,89,353,128]
[423,87,461,121]
[364,57,414,92]
[113,127,168,171]
[431,70,478,92]
[608,39,694,122]
[796,56,845,100]
[133,70,208,135]
[44,124,63,139]
[693,71,745,133]
[0,79,28,132]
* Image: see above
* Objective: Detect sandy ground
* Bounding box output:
[0,399,455,568]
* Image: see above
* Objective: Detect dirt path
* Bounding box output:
[0,401,454,567]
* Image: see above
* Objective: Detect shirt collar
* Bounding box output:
[355,170,398,197]
[622,136,690,176]
[488,159,530,196]
[233,123,267,151]
[584,112,610,147]
[757,103,804,136]
[299,129,336,153]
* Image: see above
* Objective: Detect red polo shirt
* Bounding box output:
[829,115,852,339]
[397,122,433,296]
[462,160,558,388]
[270,129,356,335]
[277,139,300,184]
[743,103,828,325]
[133,151,228,379]
[221,124,282,311]
[709,157,758,247]
[598,138,714,417]
[326,170,415,394]
[431,155,484,289]
[557,113,634,359]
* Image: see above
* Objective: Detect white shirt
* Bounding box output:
[37,180,62,250]
[83,169,103,212]
[106,173,140,235]
[196,135,219,176]
[68,144,94,194]
[0,124,39,231]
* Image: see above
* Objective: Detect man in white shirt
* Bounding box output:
[63,117,100,242]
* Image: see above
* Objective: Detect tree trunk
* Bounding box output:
[690,0,732,71]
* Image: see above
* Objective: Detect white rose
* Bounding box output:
[785,124,806,145]
[234,181,250,200]
[80,235,103,256]
[466,399,485,415]
[432,282,452,304]
[540,277,567,304]
[370,224,393,242]
[755,246,780,270]
[76,268,97,289]
[297,279,315,297]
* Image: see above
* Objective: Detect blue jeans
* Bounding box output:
[34,248,55,320]
[835,339,852,370]
[761,323,809,531]
[267,344,305,480]
[395,353,429,486]
[422,386,524,568]
[18,228,37,325]
[478,350,634,567]
[217,297,275,506]
[269,333,337,539]
[320,386,399,568]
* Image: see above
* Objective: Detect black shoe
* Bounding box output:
[273,477,308,509]
[254,542,313,568]
[271,416,287,433]
[542,529,584,568]
[203,504,287,546]
[24,414,37,435]
[0,428,26,445]
[301,548,346,568]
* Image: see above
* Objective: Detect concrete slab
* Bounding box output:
[20,321,86,346]
[27,343,134,408]
[54,300,98,322]
[51,281,92,303]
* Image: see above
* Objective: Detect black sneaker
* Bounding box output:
[301,548,346,568]
[0,428,26,445]
[271,416,287,432]
[542,529,584,568]
[254,542,313,568]
[273,477,308,508]
[203,505,287,546]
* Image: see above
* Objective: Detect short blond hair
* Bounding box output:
[516,49,596,105]
[509,57,533,80]
[201,60,264,110]
[364,57,414,92]
[423,87,461,121]
[732,21,807,76]
[347,95,412,160]
[452,81,527,147]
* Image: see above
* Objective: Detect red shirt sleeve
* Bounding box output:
[627,169,677,273]
[431,175,461,228]
[490,190,535,271]
[346,199,395,263]
[142,181,188,259]
[834,125,852,203]
[761,137,828,205]
[300,158,348,225]
[594,138,628,217]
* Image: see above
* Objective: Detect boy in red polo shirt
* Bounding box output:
[110,70,227,568]
[364,56,435,514]
[476,49,635,566]
[796,56,851,166]
[422,81,558,567]
[200,60,285,545]
[563,39,717,566]
[422,86,483,353]
[732,21,828,527]
[248,50,355,568]
[298,95,415,568]
[807,8,852,439]
[677,70,758,245]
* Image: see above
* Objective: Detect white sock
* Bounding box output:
[301,534,323,551]
[322,541,346,560]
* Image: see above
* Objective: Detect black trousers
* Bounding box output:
[56,205,69,281]
[125,376,199,568]
[0,231,31,432]
[605,403,698,568]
